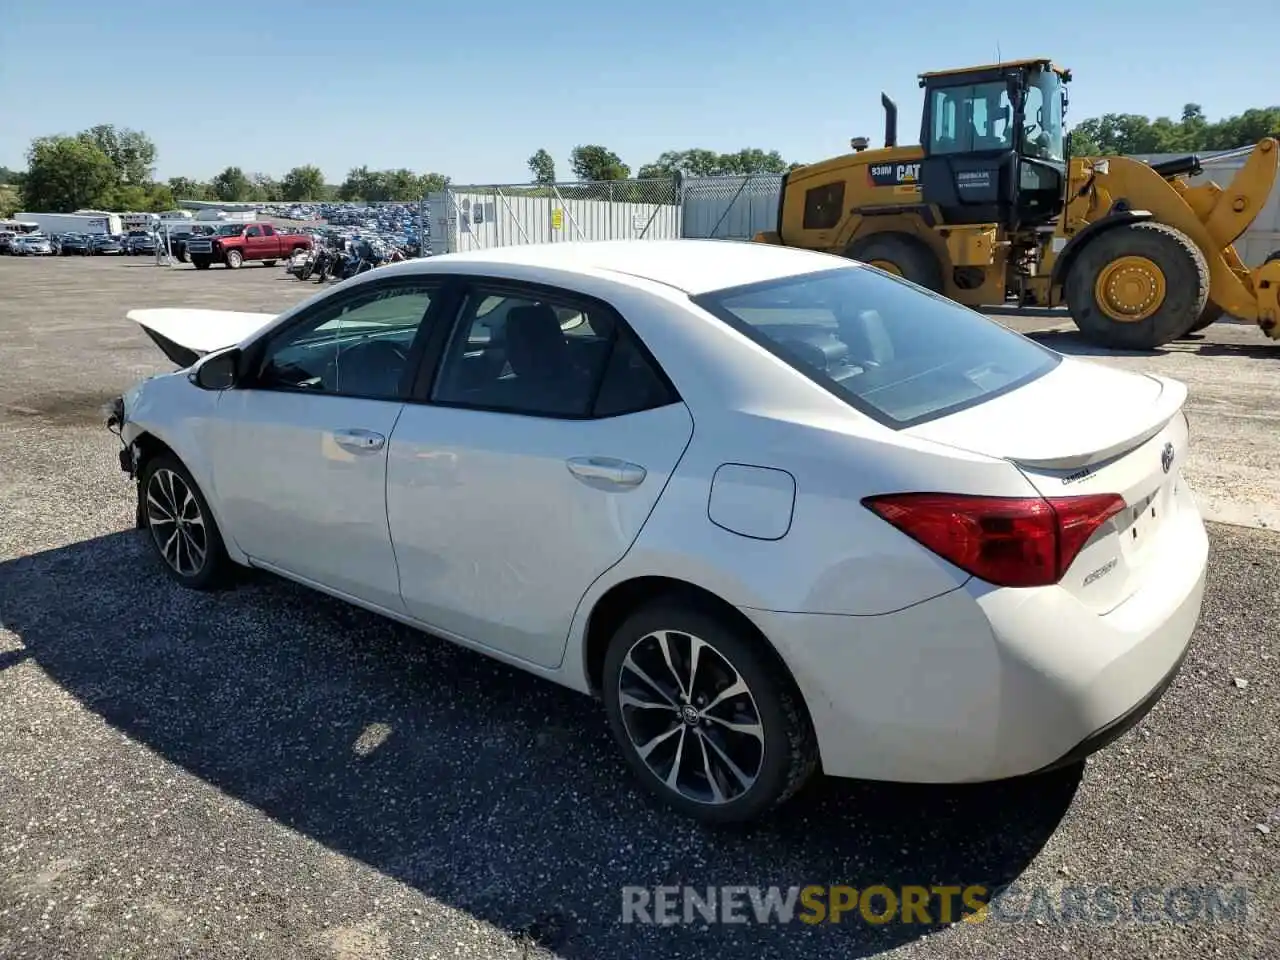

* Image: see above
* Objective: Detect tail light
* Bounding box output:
[863,492,1127,588]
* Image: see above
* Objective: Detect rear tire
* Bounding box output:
[1064,221,1209,350]
[1186,302,1223,334]
[845,232,945,293]
[138,453,232,590]
[262,259,276,267]
[601,600,818,823]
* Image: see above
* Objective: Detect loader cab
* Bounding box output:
[917,59,1070,230]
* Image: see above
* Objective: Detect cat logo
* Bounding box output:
[868,162,922,188]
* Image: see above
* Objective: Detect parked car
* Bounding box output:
[108,239,1208,823]
[125,230,158,255]
[183,222,312,270]
[10,234,54,256]
[92,234,125,255]
[60,235,93,257]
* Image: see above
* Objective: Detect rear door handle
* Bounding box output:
[566,456,647,489]
[331,428,386,452]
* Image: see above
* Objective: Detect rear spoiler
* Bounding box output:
[127,308,279,368]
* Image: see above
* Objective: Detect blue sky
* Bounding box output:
[2,1,1277,185]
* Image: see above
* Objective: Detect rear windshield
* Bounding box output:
[692,264,1059,428]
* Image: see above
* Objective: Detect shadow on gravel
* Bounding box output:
[0,531,1079,959]
[1028,329,1279,360]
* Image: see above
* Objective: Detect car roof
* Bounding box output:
[411,239,856,295]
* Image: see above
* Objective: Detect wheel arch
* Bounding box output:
[1050,209,1153,289]
[126,426,246,565]
[581,576,815,735]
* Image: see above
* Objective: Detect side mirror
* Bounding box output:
[190,348,241,390]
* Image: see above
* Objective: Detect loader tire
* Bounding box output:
[845,233,944,293]
[1065,222,1209,350]
[1186,302,1223,334]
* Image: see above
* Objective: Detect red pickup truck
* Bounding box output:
[185,222,312,270]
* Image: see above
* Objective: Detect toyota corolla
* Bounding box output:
[108,239,1208,823]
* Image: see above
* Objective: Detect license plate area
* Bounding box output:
[1117,480,1174,553]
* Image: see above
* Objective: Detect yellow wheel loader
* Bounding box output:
[754,59,1280,350]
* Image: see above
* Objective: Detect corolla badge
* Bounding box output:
[1161,442,1175,474]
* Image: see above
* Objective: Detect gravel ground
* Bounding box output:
[1,255,1277,959]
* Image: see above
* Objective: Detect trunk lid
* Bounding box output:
[127,308,277,368]
[907,357,1190,612]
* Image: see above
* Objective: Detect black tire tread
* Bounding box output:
[845,232,945,293]
[1065,221,1209,350]
[1186,301,1223,334]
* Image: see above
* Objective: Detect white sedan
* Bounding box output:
[109,239,1208,823]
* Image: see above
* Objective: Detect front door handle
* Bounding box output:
[566,456,647,489]
[332,428,386,452]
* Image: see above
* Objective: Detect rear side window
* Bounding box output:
[692,265,1058,428]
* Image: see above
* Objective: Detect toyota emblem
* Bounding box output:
[1161,442,1175,474]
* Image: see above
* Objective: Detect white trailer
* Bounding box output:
[16,212,119,236]
[193,208,257,223]
[121,212,160,232]
[71,210,125,234]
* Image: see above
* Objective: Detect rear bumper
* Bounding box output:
[741,496,1209,784]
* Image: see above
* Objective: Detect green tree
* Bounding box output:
[527,149,556,184]
[569,145,629,181]
[0,166,22,186]
[1069,104,1280,155]
[211,166,253,202]
[0,186,20,217]
[637,147,790,179]
[108,183,151,211]
[22,135,119,212]
[77,124,156,185]
[417,172,449,196]
[167,177,211,201]
[145,183,176,212]
[381,168,422,201]
[339,165,380,201]
[249,173,281,202]
[282,164,326,201]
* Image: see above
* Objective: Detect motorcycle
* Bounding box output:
[287,248,316,280]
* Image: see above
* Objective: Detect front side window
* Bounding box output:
[692,265,1058,428]
[245,226,262,238]
[256,282,438,400]
[929,82,1013,155]
[432,286,676,418]
[1023,68,1066,162]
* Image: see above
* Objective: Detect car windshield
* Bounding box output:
[216,224,245,235]
[692,265,1059,428]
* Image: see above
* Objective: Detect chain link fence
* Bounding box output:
[420,172,787,254]
[679,173,784,241]
[424,178,681,254]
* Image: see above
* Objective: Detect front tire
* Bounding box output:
[225,249,244,269]
[1186,302,1223,334]
[845,232,945,293]
[139,453,231,590]
[191,256,211,270]
[1064,221,1209,350]
[601,601,818,823]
